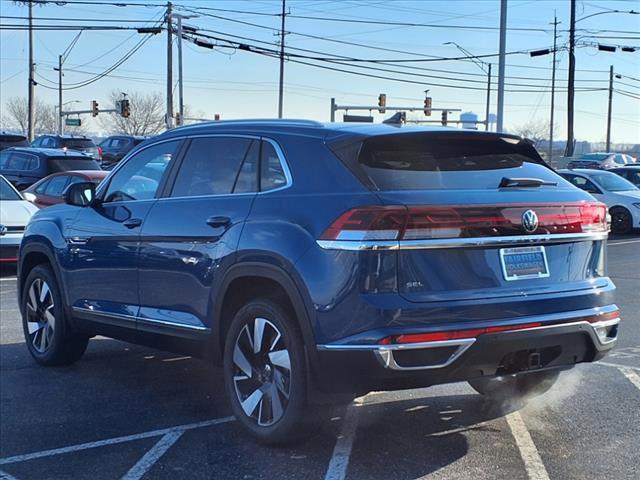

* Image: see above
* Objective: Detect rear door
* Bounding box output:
[0,151,42,189]
[332,132,609,305]
[137,136,260,335]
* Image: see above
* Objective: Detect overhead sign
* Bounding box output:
[343,114,374,123]
[65,118,81,126]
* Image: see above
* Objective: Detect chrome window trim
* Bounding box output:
[149,134,293,202]
[316,231,608,251]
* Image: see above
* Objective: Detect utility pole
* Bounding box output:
[485,64,491,131]
[606,65,614,152]
[548,14,559,163]
[278,0,286,118]
[176,14,184,127]
[496,0,507,133]
[27,0,35,141]
[58,55,63,134]
[166,2,174,130]
[565,0,576,157]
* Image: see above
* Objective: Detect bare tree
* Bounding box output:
[1,96,57,136]
[99,91,166,136]
[511,120,549,149]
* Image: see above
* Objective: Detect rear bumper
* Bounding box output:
[313,306,619,393]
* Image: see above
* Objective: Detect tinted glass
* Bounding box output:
[35,178,50,194]
[579,154,607,161]
[233,140,259,193]
[0,152,39,171]
[260,141,287,192]
[172,137,251,197]
[337,134,554,191]
[44,175,71,196]
[628,171,640,186]
[591,172,638,192]
[0,136,29,150]
[103,140,179,202]
[563,174,600,193]
[63,139,95,149]
[0,176,21,200]
[49,157,100,172]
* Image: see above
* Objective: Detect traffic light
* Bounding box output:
[424,96,432,116]
[214,114,220,121]
[441,110,448,126]
[91,100,99,117]
[175,112,182,126]
[121,99,130,118]
[378,93,386,114]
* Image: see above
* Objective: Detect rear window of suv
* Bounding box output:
[331,132,557,191]
[49,157,100,172]
[62,139,96,149]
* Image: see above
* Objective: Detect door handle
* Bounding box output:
[206,216,231,229]
[123,218,143,229]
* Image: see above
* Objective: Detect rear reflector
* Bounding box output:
[378,311,620,345]
[319,202,608,241]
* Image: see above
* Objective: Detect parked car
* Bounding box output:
[567,152,636,170]
[558,168,640,233]
[32,134,102,160]
[0,133,30,151]
[610,165,640,188]
[0,175,38,264]
[18,121,618,444]
[22,170,108,208]
[99,135,148,167]
[0,147,101,190]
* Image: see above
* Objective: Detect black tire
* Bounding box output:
[468,370,559,400]
[21,265,89,366]
[223,297,311,445]
[610,207,633,234]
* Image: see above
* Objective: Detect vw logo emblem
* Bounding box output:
[0,224,7,236]
[521,210,539,233]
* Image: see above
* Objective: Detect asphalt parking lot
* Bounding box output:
[1,235,639,480]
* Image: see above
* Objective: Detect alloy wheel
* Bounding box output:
[25,278,55,353]
[232,317,292,427]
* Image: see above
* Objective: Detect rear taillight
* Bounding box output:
[97,146,103,159]
[319,202,608,241]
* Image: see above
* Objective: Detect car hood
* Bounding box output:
[0,200,39,226]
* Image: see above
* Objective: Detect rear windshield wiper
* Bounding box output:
[499,177,558,188]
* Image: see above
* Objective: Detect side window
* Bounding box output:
[260,141,287,192]
[35,179,51,194]
[570,175,600,193]
[171,137,252,197]
[44,175,71,197]
[40,137,51,148]
[233,140,259,193]
[0,151,10,168]
[614,155,625,165]
[629,172,640,185]
[32,138,41,147]
[3,153,36,171]
[102,140,179,203]
[24,155,39,171]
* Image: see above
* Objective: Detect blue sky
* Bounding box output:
[1,0,638,143]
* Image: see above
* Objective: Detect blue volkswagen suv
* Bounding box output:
[18,120,619,443]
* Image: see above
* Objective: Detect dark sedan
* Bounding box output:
[22,170,108,208]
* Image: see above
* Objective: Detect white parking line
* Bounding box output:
[506,411,550,480]
[609,239,640,246]
[620,368,640,391]
[324,399,363,480]
[121,430,184,480]
[0,417,234,466]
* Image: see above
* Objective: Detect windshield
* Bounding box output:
[49,157,101,172]
[0,176,21,200]
[63,139,96,149]
[592,172,638,192]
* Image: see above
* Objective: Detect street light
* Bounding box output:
[443,42,492,131]
[173,14,198,126]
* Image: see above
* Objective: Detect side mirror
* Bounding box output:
[22,192,36,203]
[64,182,96,207]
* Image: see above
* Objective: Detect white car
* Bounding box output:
[559,168,640,234]
[0,174,39,264]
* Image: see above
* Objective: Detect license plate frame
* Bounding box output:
[499,245,550,281]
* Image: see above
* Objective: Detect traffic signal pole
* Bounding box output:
[58,55,63,135]
[606,65,613,152]
[165,2,174,130]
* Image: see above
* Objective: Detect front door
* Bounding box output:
[64,139,182,328]
[137,136,260,336]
